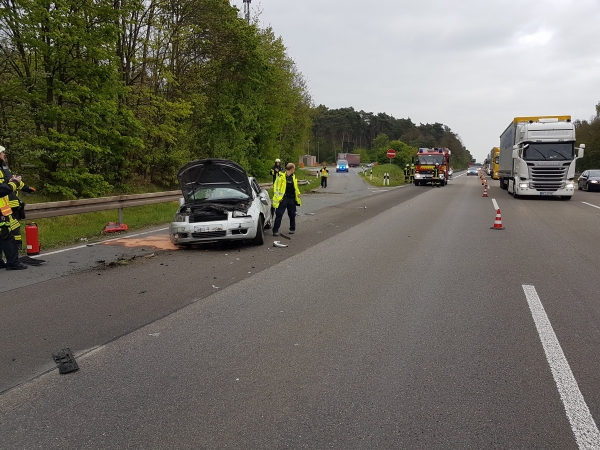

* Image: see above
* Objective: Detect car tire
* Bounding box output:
[252,216,265,246]
[585,183,589,191]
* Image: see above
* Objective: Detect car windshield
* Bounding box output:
[185,186,250,202]
[468,167,478,171]
[338,160,348,165]
[417,155,444,165]
[588,170,600,177]
[523,143,574,161]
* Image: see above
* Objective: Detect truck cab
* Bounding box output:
[413,148,451,186]
[499,117,584,199]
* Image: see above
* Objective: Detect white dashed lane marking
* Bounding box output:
[522,285,600,449]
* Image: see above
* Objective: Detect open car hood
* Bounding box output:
[177,159,252,203]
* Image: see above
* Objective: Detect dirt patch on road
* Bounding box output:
[103,235,179,250]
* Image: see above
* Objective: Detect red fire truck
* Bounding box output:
[413,148,451,186]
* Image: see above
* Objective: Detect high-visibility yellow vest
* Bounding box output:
[0,195,12,217]
[272,172,302,208]
[320,168,329,177]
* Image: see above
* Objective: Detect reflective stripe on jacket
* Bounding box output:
[272,172,302,209]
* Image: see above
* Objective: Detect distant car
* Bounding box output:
[170,159,272,247]
[365,163,375,168]
[578,170,600,191]
[336,159,349,172]
[467,167,479,176]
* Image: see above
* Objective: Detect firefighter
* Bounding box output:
[270,158,282,184]
[319,162,329,188]
[403,164,410,183]
[272,163,301,236]
[0,146,36,250]
[0,173,27,270]
[410,163,415,183]
[432,162,441,188]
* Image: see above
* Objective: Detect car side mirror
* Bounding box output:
[259,192,269,206]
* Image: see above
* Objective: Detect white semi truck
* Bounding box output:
[498,116,585,199]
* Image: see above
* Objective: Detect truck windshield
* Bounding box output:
[523,143,574,161]
[417,155,444,165]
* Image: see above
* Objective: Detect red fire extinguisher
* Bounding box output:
[25,222,41,255]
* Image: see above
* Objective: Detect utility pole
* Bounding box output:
[243,0,251,24]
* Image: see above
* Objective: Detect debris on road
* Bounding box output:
[212,284,220,289]
[102,222,129,233]
[52,348,79,374]
[273,241,288,248]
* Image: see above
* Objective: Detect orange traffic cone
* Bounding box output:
[483,185,488,197]
[491,209,504,230]
[481,179,485,185]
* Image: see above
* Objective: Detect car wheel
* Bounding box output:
[578,183,582,190]
[585,183,589,191]
[252,216,265,246]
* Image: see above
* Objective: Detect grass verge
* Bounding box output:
[359,164,409,187]
[27,202,178,251]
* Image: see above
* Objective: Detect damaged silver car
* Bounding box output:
[170,159,272,247]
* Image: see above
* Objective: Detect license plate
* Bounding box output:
[194,225,209,232]
[540,192,554,196]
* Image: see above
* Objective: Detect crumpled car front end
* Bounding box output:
[170,201,260,245]
[170,159,263,246]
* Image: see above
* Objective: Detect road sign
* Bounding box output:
[387,149,396,158]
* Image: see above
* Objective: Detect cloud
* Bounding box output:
[235,0,600,160]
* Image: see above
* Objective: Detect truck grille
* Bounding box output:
[529,166,567,192]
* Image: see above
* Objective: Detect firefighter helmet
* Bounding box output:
[275,158,281,163]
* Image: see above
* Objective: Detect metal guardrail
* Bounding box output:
[25,183,274,221]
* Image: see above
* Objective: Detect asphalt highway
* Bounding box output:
[2,170,600,449]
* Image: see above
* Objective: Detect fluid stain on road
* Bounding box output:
[103,235,179,250]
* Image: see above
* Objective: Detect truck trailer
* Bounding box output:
[498,116,584,199]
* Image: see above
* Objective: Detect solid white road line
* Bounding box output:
[492,198,499,211]
[522,285,600,449]
[37,227,170,257]
[582,202,600,211]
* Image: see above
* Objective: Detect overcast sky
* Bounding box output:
[232,0,600,161]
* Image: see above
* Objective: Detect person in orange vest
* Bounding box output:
[319,162,329,188]
[0,173,27,269]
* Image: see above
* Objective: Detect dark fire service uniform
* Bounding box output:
[0,158,35,249]
[0,178,27,269]
[432,164,441,188]
[404,165,410,183]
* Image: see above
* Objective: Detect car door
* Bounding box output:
[251,179,269,222]
[579,171,588,189]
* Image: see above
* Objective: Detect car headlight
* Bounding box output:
[565,183,574,189]
[173,213,189,223]
[590,180,599,184]
[232,210,251,218]
[518,183,528,189]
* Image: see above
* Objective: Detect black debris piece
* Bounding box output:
[18,256,46,266]
[52,348,79,374]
